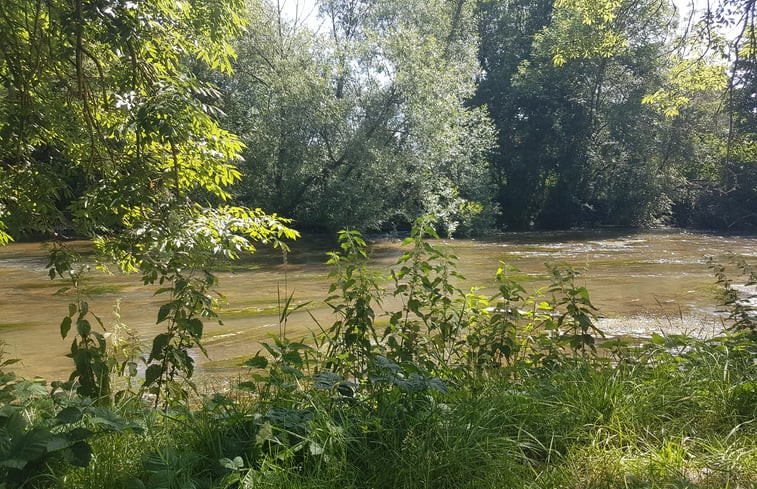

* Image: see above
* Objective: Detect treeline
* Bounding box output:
[217,0,757,233]
[0,0,755,242]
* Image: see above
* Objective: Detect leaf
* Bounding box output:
[244,355,268,369]
[11,380,49,400]
[650,332,666,345]
[11,428,56,467]
[76,319,91,337]
[426,377,448,394]
[309,441,324,456]
[60,317,72,339]
[261,342,280,359]
[280,365,304,378]
[68,428,93,442]
[312,371,341,390]
[238,381,258,390]
[178,318,203,338]
[55,406,82,425]
[281,351,303,367]
[65,440,92,467]
[87,407,142,433]
[144,364,162,387]
[220,456,244,470]
[150,333,171,360]
[157,303,173,324]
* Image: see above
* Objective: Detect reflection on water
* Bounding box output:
[0,229,755,380]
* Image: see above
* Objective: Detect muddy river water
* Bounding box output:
[1,229,755,380]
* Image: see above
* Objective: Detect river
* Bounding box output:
[1,229,755,380]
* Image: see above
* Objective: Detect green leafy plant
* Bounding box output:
[243,335,313,404]
[545,263,604,356]
[465,264,529,370]
[708,255,757,336]
[321,229,383,378]
[105,299,143,397]
[385,216,469,374]
[98,202,297,407]
[47,244,111,402]
[0,366,141,489]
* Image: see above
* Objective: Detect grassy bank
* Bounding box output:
[39,334,753,489]
[2,225,755,489]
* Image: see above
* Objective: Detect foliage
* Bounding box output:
[474,0,680,229]
[105,299,143,395]
[0,354,140,489]
[547,0,628,66]
[544,263,603,354]
[708,255,757,336]
[464,263,527,369]
[222,0,497,234]
[4,229,757,489]
[0,0,299,406]
[3,0,757,483]
[321,229,383,377]
[54,326,756,489]
[384,217,469,372]
[46,245,112,402]
[642,52,727,118]
[0,0,248,240]
[99,202,297,406]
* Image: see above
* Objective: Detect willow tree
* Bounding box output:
[0,0,296,401]
[223,0,497,235]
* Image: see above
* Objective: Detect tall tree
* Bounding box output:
[0,0,299,257]
[644,0,757,230]
[475,0,681,228]
[0,0,296,399]
[223,0,497,235]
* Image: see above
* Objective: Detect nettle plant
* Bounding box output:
[385,217,470,375]
[321,229,384,378]
[239,219,610,475]
[259,217,607,392]
[708,255,757,337]
[47,245,112,402]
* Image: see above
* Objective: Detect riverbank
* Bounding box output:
[4,332,755,489]
[1,225,755,489]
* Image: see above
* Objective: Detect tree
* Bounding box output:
[474,0,681,228]
[223,0,497,235]
[0,0,297,401]
[643,0,757,230]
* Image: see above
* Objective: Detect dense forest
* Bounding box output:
[1,0,756,242]
[0,1,756,488]
[222,0,757,233]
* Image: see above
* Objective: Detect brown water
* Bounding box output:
[1,229,755,380]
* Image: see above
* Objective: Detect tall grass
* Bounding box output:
[54,333,755,489]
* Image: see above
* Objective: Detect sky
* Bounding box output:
[277,0,739,42]
[278,0,323,31]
